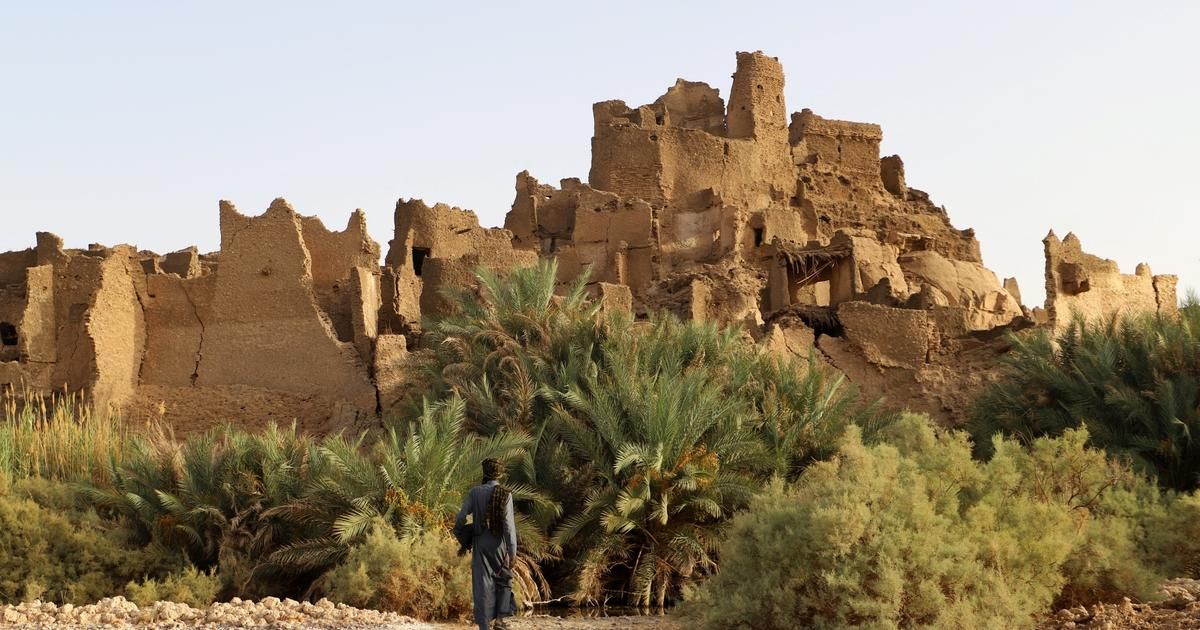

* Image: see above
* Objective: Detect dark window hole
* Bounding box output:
[0,322,17,347]
[412,247,430,277]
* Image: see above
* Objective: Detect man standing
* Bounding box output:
[455,458,518,630]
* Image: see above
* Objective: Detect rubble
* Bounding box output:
[1041,579,1200,629]
[0,51,1179,429]
[0,596,434,628]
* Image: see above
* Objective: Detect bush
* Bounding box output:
[80,423,346,599]
[1144,491,1200,579]
[125,567,220,608]
[1002,428,1167,607]
[684,414,1175,629]
[0,483,179,604]
[323,518,474,621]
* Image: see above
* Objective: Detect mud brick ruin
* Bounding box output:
[0,52,1179,430]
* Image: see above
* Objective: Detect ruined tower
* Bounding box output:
[726,51,787,141]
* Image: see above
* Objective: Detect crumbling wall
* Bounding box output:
[385,198,537,323]
[192,199,376,418]
[590,52,793,213]
[129,201,387,431]
[0,263,55,386]
[654,79,725,135]
[160,247,202,278]
[0,253,30,364]
[298,211,381,343]
[837,302,930,370]
[86,248,147,410]
[589,102,668,204]
[790,110,882,175]
[0,237,149,411]
[18,265,56,366]
[1044,231,1177,330]
[899,250,1021,330]
[789,110,982,265]
[48,248,120,396]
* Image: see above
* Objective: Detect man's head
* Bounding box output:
[482,458,505,482]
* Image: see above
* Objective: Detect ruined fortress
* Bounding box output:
[0,52,1179,431]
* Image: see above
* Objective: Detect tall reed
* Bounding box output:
[0,384,139,487]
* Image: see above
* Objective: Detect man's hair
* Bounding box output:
[485,484,511,541]
[482,458,505,482]
[481,458,510,542]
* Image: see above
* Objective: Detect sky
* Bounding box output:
[1,1,1197,305]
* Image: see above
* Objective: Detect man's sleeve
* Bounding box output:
[455,490,471,529]
[505,493,518,558]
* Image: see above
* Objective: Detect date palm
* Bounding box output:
[268,396,556,600]
[551,318,765,607]
[971,299,1200,491]
[78,423,328,597]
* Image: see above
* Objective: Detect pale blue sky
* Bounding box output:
[2,1,1196,304]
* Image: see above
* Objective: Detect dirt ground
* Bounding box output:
[433,612,681,630]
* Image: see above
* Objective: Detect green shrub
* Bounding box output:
[265,396,550,602]
[1000,428,1167,607]
[550,317,766,607]
[0,484,179,604]
[323,518,474,621]
[125,567,220,608]
[685,414,1176,629]
[1144,491,1200,579]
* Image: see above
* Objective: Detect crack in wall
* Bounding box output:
[126,259,152,387]
[180,282,206,386]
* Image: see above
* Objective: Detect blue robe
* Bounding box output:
[455,480,517,630]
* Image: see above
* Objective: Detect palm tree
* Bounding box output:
[425,259,603,433]
[423,260,608,562]
[551,318,765,607]
[420,262,885,605]
[732,350,895,480]
[970,300,1200,491]
[268,396,557,601]
[79,423,330,597]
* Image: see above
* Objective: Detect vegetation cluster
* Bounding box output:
[1,265,1197,628]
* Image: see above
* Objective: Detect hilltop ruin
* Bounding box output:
[0,52,1178,430]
